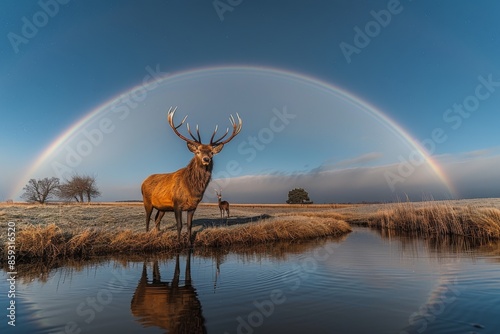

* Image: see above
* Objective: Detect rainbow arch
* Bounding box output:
[10,65,458,199]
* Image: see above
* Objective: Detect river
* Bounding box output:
[1,227,499,333]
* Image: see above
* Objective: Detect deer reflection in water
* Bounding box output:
[131,252,207,334]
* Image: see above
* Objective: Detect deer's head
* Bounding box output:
[215,189,222,200]
[168,107,242,166]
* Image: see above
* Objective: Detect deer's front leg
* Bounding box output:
[186,209,195,245]
[154,210,165,230]
[174,209,183,241]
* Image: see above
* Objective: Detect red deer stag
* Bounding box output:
[141,107,242,243]
[215,189,230,221]
[131,253,207,333]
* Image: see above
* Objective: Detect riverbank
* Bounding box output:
[0,203,352,261]
[2,199,500,261]
[367,201,500,240]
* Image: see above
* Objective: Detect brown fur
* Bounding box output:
[216,190,230,220]
[141,144,220,241]
[141,107,242,244]
[131,254,206,333]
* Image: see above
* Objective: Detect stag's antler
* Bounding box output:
[167,107,202,144]
[210,113,243,146]
[168,106,242,145]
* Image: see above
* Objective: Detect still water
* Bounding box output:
[2,227,500,333]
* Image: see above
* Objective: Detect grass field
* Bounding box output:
[1,199,500,261]
[0,202,352,261]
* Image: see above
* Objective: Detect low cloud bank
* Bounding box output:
[207,152,500,203]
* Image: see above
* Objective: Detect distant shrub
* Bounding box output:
[286,188,312,204]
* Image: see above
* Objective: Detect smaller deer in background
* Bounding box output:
[215,189,230,222]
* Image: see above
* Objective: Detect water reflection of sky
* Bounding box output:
[1,228,499,333]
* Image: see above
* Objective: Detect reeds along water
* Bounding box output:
[11,224,191,260]
[375,227,485,258]
[5,214,351,262]
[194,216,351,247]
[368,201,500,240]
[7,201,499,262]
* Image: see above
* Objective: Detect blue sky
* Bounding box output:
[1,0,500,203]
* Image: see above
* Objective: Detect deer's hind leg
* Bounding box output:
[154,210,166,230]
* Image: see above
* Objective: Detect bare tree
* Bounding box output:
[21,177,60,204]
[83,175,101,202]
[58,174,101,203]
[57,182,75,202]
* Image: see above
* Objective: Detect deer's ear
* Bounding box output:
[212,144,224,154]
[187,142,198,153]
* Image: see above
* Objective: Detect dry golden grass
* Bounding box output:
[15,224,67,259]
[194,216,351,247]
[369,201,500,240]
[9,214,350,261]
[4,200,500,262]
[14,224,190,260]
